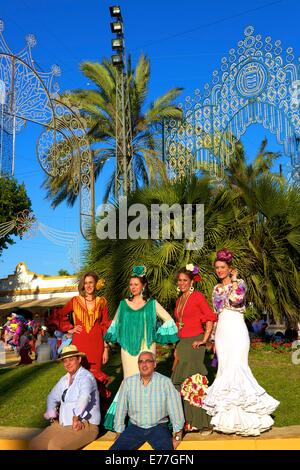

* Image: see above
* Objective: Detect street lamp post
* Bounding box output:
[110,5,133,198]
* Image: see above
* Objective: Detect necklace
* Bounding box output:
[85,297,96,314]
[176,292,191,329]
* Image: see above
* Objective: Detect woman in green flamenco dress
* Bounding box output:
[104,265,179,430]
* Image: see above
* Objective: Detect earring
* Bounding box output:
[189,285,194,292]
[141,287,145,297]
[176,286,181,293]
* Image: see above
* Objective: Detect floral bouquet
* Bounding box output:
[180,373,209,408]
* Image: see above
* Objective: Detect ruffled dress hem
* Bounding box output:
[203,366,280,436]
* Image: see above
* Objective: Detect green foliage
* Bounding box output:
[248,350,299,427]
[0,361,64,427]
[0,176,32,256]
[57,269,70,276]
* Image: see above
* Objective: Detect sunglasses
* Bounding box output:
[61,388,68,402]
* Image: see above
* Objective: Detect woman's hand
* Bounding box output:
[192,340,206,349]
[231,268,238,281]
[102,348,109,364]
[73,325,83,334]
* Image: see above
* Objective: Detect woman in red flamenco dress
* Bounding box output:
[52,271,111,405]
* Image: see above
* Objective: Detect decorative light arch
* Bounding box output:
[0,20,94,238]
[165,25,300,183]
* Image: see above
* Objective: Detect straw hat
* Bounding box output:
[59,345,86,359]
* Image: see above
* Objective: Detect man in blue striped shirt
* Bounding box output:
[110,351,184,450]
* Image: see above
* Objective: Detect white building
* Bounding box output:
[0,262,78,321]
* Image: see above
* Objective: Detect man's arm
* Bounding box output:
[44,378,64,419]
[165,380,185,439]
[72,374,97,431]
[72,375,95,418]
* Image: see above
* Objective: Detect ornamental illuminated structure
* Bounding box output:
[0,20,94,239]
[164,26,300,184]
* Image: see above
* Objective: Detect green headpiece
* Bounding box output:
[131,265,147,277]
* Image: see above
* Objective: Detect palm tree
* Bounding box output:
[218,137,282,210]
[43,55,183,207]
[237,175,300,322]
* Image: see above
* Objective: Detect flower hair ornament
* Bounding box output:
[96,278,106,290]
[216,248,233,264]
[186,264,202,282]
[131,265,147,277]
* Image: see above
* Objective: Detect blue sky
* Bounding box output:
[0,0,299,277]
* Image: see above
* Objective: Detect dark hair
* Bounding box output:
[176,267,194,281]
[128,275,151,301]
[176,267,200,298]
[78,271,99,296]
[214,248,234,266]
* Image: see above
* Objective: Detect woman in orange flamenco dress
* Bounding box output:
[53,271,111,400]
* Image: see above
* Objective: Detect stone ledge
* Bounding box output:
[0,426,300,450]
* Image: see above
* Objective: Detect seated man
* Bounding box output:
[110,351,184,451]
[29,345,100,450]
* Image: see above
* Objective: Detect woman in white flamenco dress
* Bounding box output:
[203,249,279,436]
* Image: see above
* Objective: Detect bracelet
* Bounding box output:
[104,346,109,349]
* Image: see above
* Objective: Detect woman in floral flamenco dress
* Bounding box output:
[203,249,280,436]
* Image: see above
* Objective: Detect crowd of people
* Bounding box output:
[1,249,284,450]
[0,313,75,366]
[0,311,61,365]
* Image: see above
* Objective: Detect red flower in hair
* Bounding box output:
[193,274,202,282]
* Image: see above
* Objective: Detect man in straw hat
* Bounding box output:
[29,345,100,450]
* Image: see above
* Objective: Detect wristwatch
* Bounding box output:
[174,433,182,442]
